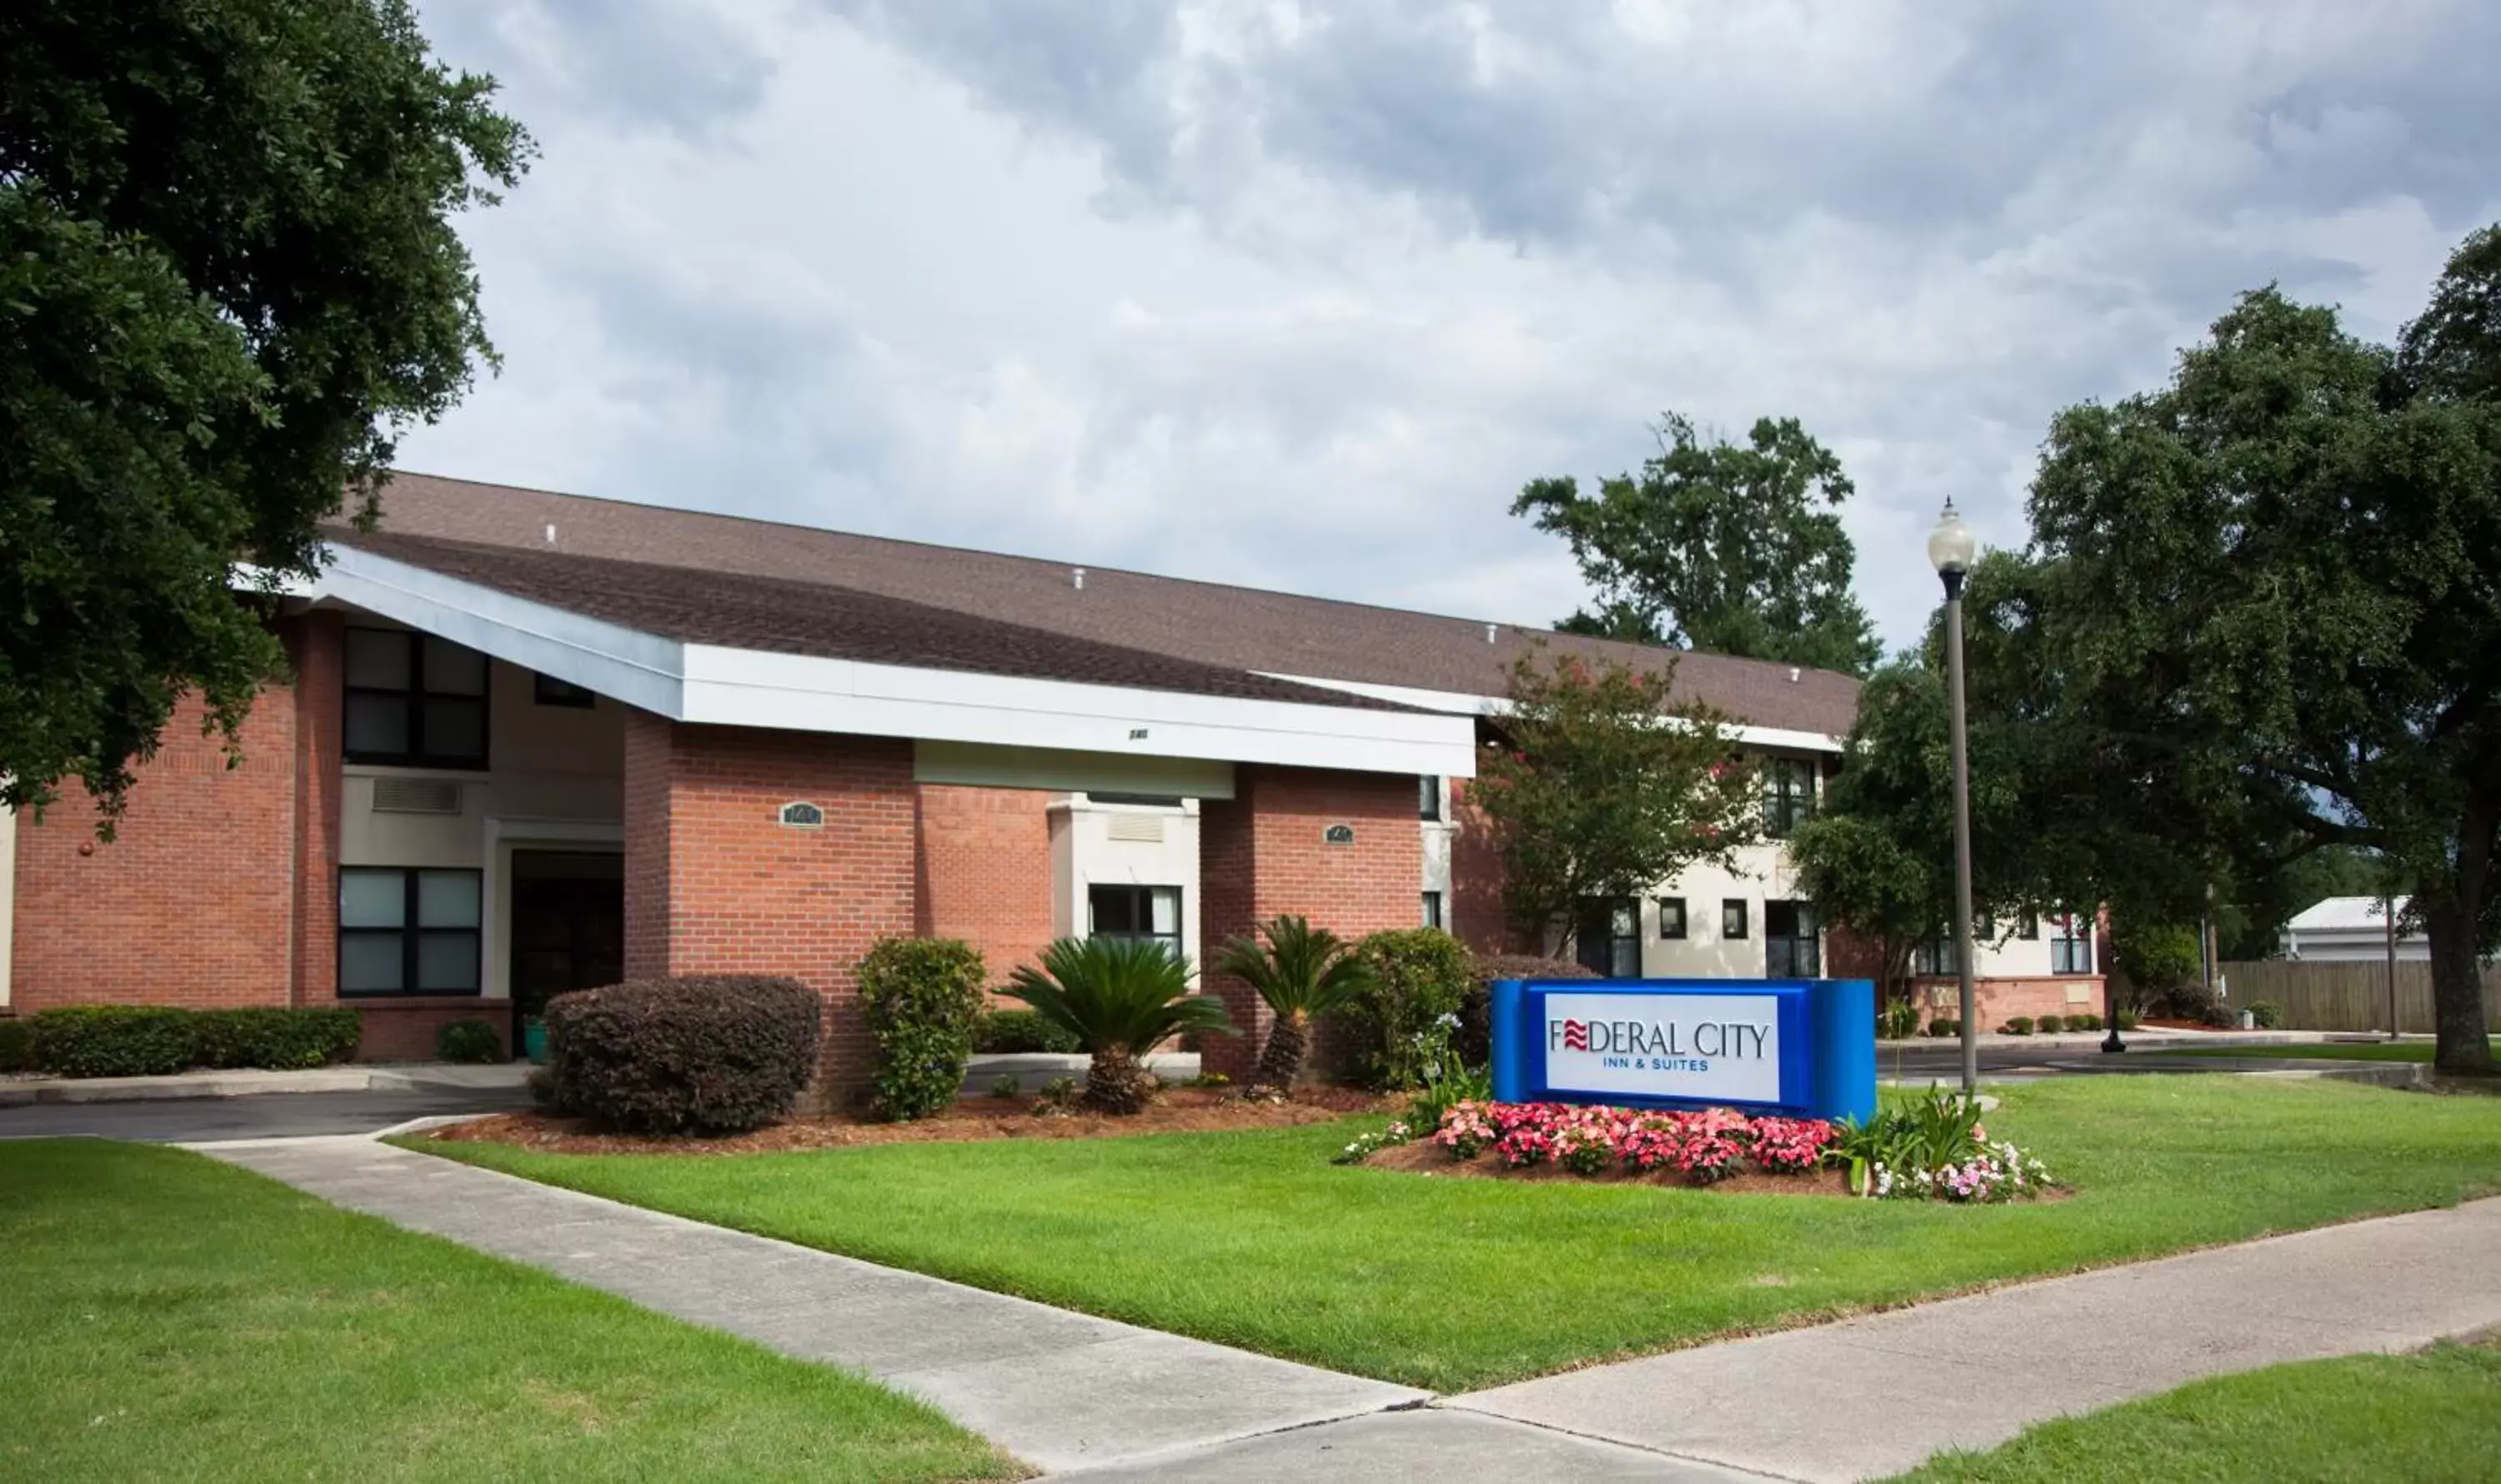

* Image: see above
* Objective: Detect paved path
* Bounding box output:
[200,1139,1446,1476]
[1453,1196,2501,1482]
[1,1084,527,1143]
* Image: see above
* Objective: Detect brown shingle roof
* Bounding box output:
[339,471,1862,735]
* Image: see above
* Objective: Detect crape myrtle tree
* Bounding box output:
[2017,225,2501,1075]
[1514,413,1884,676]
[1470,647,1760,956]
[0,0,529,829]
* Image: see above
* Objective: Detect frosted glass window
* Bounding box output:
[340,870,407,928]
[418,870,481,928]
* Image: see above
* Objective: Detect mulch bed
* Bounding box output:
[420,1085,1391,1156]
[1360,1139,1859,1196]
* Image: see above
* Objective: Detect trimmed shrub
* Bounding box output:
[2071,1012,2103,1031]
[972,1008,1082,1055]
[1461,954,1596,1065]
[434,1019,505,1064]
[1927,1016,1961,1038]
[542,976,820,1135]
[857,937,989,1121]
[2249,1000,2284,1030]
[1343,928,1474,1088]
[2003,1016,2035,1035]
[194,1008,362,1070]
[1878,1000,1924,1040]
[0,1018,28,1073]
[28,1006,198,1077]
[2115,1010,2141,1030]
[2036,1014,2064,1034]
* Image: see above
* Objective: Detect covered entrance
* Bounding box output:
[509,849,624,1052]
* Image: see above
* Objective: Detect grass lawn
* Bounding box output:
[1891,1336,2501,1482]
[418,1076,2501,1392]
[0,1141,1017,1484]
[2152,1037,2501,1064]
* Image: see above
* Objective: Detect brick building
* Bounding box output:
[0,473,2098,1090]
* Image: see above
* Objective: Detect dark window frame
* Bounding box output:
[2049,912,2094,975]
[1912,934,1960,977]
[343,627,490,770]
[533,671,597,708]
[1656,896,1687,940]
[1765,900,1821,977]
[1762,757,1817,839]
[1419,775,1443,822]
[2017,911,2040,940]
[1088,883,1184,956]
[1576,895,1641,977]
[337,866,483,998]
[1421,890,1445,930]
[1722,899,1750,940]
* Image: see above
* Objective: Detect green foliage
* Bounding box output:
[1928,1016,1961,1038]
[193,1008,361,1069]
[2113,923,2200,999]
[433,1019,504,1065]
[1461,953,1596,1065]
[27,1005,197,1076]
[971,1008,1083,1055]
[1878,1001,1924,1040]
[1515,412,1882,674]
[856,938,989,1122]
[1215,915,1376,1088]
[0,1,530,827]
[2037,1015,2063,1034]
[2071,1013,2103,1031]
[1005,937,1234,1112]
[1340,927,1473,1088]
[1472,648,1758,950]
[541,976,820,1135]
[2249,1000,2284,1030]
[1405,1062,1493,1135]
[1830,1088,1990,1194]
[2004,1016,2035,1035]
[0,1017,28,1072]
[987,1075,1021,1100]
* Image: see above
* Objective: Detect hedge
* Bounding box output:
[24,1005,361,1078]
[0,1017,30,1073]
[973,1008,1083,1055]
[856,937,988,1121]
[1461,953,1597,1065]
[1341,928,1474,1088]
[435,1018,505,1064]
[539,975,820,1134]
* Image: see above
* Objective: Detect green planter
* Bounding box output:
[523,1019,549,1065]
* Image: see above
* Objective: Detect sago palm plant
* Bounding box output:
[1213,915,1376,1090]
[1005,936,1235,1113]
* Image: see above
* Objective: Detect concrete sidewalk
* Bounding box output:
[1454,1196,2501,1482]
[0,1060,530,1106]
[200,1138,1430,1476]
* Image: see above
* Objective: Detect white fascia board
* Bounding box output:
[684,645,1478,778]
[307,545,686,717]
[298,544,1476,777]
[1257,672,1846,755]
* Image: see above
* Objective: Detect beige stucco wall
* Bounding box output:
[1050,795,1204,972]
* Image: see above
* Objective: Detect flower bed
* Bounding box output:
[1351,1094,2060,1202]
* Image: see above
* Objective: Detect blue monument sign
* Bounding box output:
[1489,978,1876,1123]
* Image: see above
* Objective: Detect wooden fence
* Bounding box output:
[2218,959,2501,1034]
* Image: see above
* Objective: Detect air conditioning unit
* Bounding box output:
[1105,813,1165,844]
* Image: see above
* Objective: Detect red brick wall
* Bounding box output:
[1447,779,1528,955]
[1909,976,2111,1029]
[353,1000,510,1060]
[290,611,343,1005]
[1199,766,1423,1082]
[621,715,919,1105]
[13,682,299,1012]
[915,784,1055,984]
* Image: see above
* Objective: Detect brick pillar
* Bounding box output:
[620,714,918,1107]
[1198,766,1422,1083]
[288,610,344,1005]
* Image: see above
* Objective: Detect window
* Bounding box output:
[2017,911,2040,940]
[1722,899,1750,940]
[1089,884,1182,956]
[1762,758,1817,839]
[1421,890,1445,930]
[2049,912,2094,975]
[1911,935,1960,977]
[1419,775,1443,821]
[1656,896,1687,940]
[534,672,596,708]
[1766,900,1821,977]
[344,628,488,768]
[338,868,482,995]
[1576,897,1640,977]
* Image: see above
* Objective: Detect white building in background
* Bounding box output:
[2278,895,2427,963]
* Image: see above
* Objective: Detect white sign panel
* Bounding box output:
[1539,991,1783,1105]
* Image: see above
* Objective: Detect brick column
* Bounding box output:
[1197,766,1422,1083]
[288,609,344,1005]
[620,714,918,1107]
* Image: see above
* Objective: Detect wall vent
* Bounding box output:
[372,777,464,815]
[1105,813,1165,844]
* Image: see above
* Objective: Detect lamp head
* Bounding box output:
[1927,499,1977,579]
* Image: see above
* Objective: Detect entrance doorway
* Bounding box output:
[509,850,624,1052]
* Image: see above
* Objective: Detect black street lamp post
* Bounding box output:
[1927,500,1980,1099]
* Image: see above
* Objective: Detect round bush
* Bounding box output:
[856,937,988,1122]
[2248,1000,2285,1030]
[434,1018,505,1064]
[2037,1014,2065,1034]
[1461,953,1597,1066]
[973,1008,1082,1055]
[1344,928,1474,1088]
[542,976,820,1135]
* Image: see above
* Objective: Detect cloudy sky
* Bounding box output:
[399,0,2498,655]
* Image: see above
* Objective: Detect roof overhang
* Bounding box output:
[293,544,1477,779]
[1257,673,1847,755]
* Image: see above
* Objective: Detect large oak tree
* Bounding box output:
[1,0,527,825]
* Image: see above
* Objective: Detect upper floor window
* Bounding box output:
[1766,900,1822,977]
[1576,897,1640,977]
[344,628,488,769]
[1762,758,1817,838]
[1090,884,1182,957]
[1419,775,1443,822]
[2049,912,2094,975]
[1911,934,1960,977]
[1656,896,1687,940]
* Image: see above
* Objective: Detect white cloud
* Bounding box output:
[401,0,2501,654]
